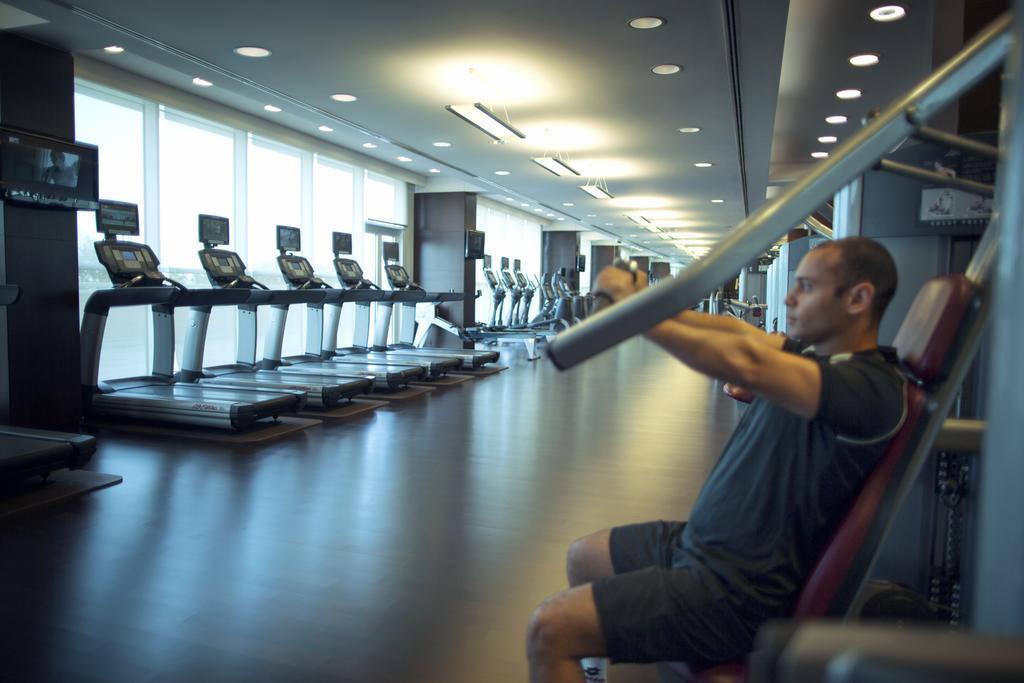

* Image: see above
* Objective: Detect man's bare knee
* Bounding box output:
[567,528,615,586]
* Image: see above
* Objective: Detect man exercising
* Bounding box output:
[526,237,905,682]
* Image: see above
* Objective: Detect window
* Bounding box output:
[312,157,355,275]
[159,109,237,368]
[74,87,148,379]
[475,204,542,325]
[247,136,304,357]
[365,172,399,223]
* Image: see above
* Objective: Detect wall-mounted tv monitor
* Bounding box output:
[513,258,521,270]
[97,200,140,236]
[382,240,400,262]
[277,225,301,252]
[483,255,492,269]
[198,214,230,245]
[500,256,510,270]
[576,254,587,273]
[465,230,485,259]
[333,231,353,255]
[0,126,99,210]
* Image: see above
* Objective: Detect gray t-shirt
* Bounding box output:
[678,342,907,621]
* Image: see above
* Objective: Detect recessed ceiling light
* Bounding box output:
[605,223,613,226]
[546,213,555,217]
[811,151,830,159]
[562,202,575,207]
[330,93,358,102]
[505,197,515,201]
[826,115,848,125]
[362,142,378,149]
[818,135,838,143]
[429,168,441,173]
[586,214,597,217]
[521,203,529,207]
[432,141,451,148]
[629,16,665,29]
[869,5,906,22]
[694,162,713,168]
[557,217,566,221]
[630,234,639,237]
[495,170,510,176]
[836,89,862,100]
[318,125,334,132]
[192,77,213,87]
[678,127,701,133]
[263,104,282,113]
[711,199,725,203]
[234,46,271,58]
[652,64,682,75]
[534,208,543,213]
[397,156,413,163]
[103,45,125,54]
[849,53,881,67]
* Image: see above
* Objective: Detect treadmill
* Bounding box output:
[274,228,458,379]
[379,248,499,369]
[196,222,421,391]
[179,215,371,408]
[324,234,462,375]
[0,285,97,483]
[83,200,303,430]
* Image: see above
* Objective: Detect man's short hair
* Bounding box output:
[817,237,898,323]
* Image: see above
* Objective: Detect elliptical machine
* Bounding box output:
[512,259,535,326]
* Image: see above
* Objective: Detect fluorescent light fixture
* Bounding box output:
[494,170,510,176]
[263,104,282,113]
[693,162,713,168]
[580,183,614,200]
[318,125,334,132]
[652,64,682,75]
[836,89,862,100]
[330,93,358,102]
[192,77,213,87]
[869,5,906,22]
[678,127,701,133]
[826,115,848,125]
[644,225,660,232]
[432,141,451,148]
[849,53,880,67]
[628,215,650,226]
[532,157,581,176]
[659,232,674,240]
[811,151,829,159]
[397,156,413,162]
[711,199,724,203]
[629,16,665,29]
[362,142,377,149]
[234,46,271,58]
[103,45,124,53]
[818,135,838,143]
[445,103,526,141]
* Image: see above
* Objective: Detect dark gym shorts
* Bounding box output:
[590,520,755,667]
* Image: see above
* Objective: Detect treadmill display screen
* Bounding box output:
[335,259,362,280]
[333,232,353,255]
[465,230,485,259]
[382,241,399,262]
[277,225,301,252]
[119,250,138,261]
[0,127,99,209]
[385,265,409,286]
[199,214,230,245]
[97,200,140,236]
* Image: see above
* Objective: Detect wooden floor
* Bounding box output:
[0,339,743,683]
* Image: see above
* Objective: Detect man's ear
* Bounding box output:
[845,282,875,316]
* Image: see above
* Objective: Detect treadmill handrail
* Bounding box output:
[340,290,386,302]
[383,290,427,303]
[171,289,252,307]
[546,12,1011,370]
[83,286,178,315]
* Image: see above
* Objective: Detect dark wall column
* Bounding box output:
[590,245,616,290]
[413,192,477,348]
[632,256,650,274]
[650,262,672,281]
[542,231,579,290]
[0,34,81,431]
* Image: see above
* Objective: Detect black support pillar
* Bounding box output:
[0,34,81,431]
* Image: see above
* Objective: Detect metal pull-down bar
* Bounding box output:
[546,12,1012,370]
